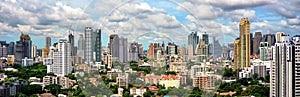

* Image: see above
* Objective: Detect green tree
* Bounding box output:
[45,84,62,95]
[21,85,43,96]
[66,74,76,80]
[252,73,258,80]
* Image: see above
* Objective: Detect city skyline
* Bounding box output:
[1,0,300,49]
[1,1,300,97]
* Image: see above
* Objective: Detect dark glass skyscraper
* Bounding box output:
[68,32,75,56]
[15,33,32,64]
[188,32,199,55]
[95,29,102,62]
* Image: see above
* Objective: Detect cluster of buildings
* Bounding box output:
[218,18,300,97]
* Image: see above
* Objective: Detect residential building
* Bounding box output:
[159,75,181,88]
[270,32,299,97]
[77,34,85,60]
[47,39,72,76]
[259,42,273,61]
[234,18,251,71]
[0,45,7,57]
[22,57,33,67]
[193,72,216,90]
[84,27,94,65]
[117,75,128,88]
[31,45,37,59]
[102,53,112,69]
[130,87,146,96]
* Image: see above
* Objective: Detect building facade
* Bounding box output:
[47,39,72,76]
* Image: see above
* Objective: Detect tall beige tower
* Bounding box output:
[238,18,251,69]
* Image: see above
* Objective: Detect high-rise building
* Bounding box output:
[46,37,51,49]
[212,37,222,59]
[138,43,144,56]
[253,32,262,55]
[166,42,178,55]
[31,45,37,59]
[262,34,276,46]
[196,39,209,61]
[15,33,32,64]
[129,42,139,61]
[102,53,112,69]
[259,42,273,61]
[202,32,209,45]
[270,32,300,97]
[8,42,14,55]
[68,32,75,56]
[234,38,241,71]
[77,34,85,60]
[119,37,128,63]
[42,37,51,58]
[42,47,50,58]
[0,45,7,57]
[84,27,94,65]
[47,39,72,76]
[188,32,199,60]
[95,29,102,62]
[109,34,120,59]
[148,43,154,59]
[234,18,251,70]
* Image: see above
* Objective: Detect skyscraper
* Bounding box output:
[8,42,14,55]
[118,37,128,63]
[85,27,93,65]
[262,34,276,46]
[15,33,32,64]
[109,34,120,59]
[148,43,154,59]
[188,32,199,60]
[95,29,102,62]
[129,42,139,61]
[234,18,251,70]
[68,32,75,56]
[42,37,51,58]
[0,44,7,57]
[253,32,262,55]
[32,45,37,59]
[202,32,209,45]
[270,32,300,97]
[77,34,85,60]
[47,39,72,76]
[46,37,51,49]
[234,38,240,71]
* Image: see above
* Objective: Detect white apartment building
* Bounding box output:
[47,39,72,76]
[270,32,300,97]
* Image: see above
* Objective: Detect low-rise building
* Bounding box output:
[22,57,33,67]
[43,76,76,89]
[116,75,128,88]
[0,73,7,82]
[130,87,146,97]
[29,77,41,82]
[193,72,217,90]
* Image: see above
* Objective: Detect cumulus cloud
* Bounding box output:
[208,0,275,11]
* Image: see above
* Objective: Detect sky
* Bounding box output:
[0,0,300,49]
